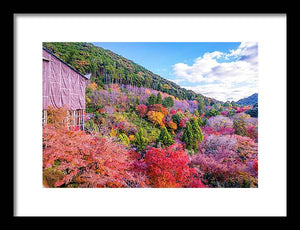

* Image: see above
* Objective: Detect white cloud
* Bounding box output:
[172,42,258,101]
[184,83,257,102]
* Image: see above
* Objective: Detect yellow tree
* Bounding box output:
[147,111,165,127]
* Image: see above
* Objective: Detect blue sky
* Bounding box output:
[92,42,258,102]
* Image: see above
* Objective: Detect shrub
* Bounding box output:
[43,124,146,188]
[191,134,258,188]
[201,126,235,135]
[199,134,237,157]
[144,143,205,187]
[46,106,73,128]
[118,133,130,146]
[148,104,168,117]
[207,115,233,132]
[233,119,248,136]
[133,128,149,152]
[167,120,177,131]
[84,119,99,133]
[156,126,175,147]
[206,108,221,117]
[172,112,184,126]
[136,104,148,117]
[179,118,187,128]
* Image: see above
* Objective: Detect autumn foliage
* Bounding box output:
[46,106,73,128]
[43,124,146,188]
[146,111,165,127]
[144,143,206,188]
[44,84,258,188]
[136,104,148,117]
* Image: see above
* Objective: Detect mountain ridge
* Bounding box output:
[43,42,220,105]
[236,93,258,106]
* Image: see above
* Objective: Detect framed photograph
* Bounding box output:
[13,13,287,217]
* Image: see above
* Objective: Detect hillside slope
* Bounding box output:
[43,42,218,104]
[236,93,258,106]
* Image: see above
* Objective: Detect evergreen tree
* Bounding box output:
[182,119,203,153]
[197,117,203,127]
[198,116,207,127]
[245,107,258,118]
[206,108,220,117]
[162,96,174,108]
[227,109,236,117]
[172,112,184,126]
[223,101,232,108]
[134,128,149,152]
[198,97,205,115]
[147,94,157,106]
[190,118,203,143]
[135,97,140,107]
[193,109,199,117]
[156,126,175,147]
[181,122,195,151]
[118,133,130,146]
[156,92,163,104]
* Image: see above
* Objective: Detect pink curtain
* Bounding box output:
[70,94,79,110]
[61,64,70,89]
[61,88,70,108]
[49,82,61,108]
[42,50,86,110]
[49,56,61,83]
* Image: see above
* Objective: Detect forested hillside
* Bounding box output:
[236,93,258,106]
[42,43,258,188]
[43,42,218,104]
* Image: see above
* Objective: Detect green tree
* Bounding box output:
[133,128,149,152]
[156,126,175,147]
[156,92,163,104]
[118,133,130,146]
[172,112,184,126]
[212,103,223,112]
[190,118,203,143]
[233,119,248,136]
[181,122,195,152]
[147,94,157,106]
[193,109,199,117]
[135,97,140,107]
[223,101,232,108]
[197,116,208,127]
[231,101,239,107]
[206,108,220,117]
[227,109,236,117]
[199,117,208,127]
[245,105,258,117]
[198,97,205,115]
[162,96,174,108]
[182,119,203,153]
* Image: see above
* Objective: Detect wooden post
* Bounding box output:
[42,110,47,125]
[82,109,84,131]
[73,110,76,127]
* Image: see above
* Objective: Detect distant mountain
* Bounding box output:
[43,42,219,105]
[236,93,258,106]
